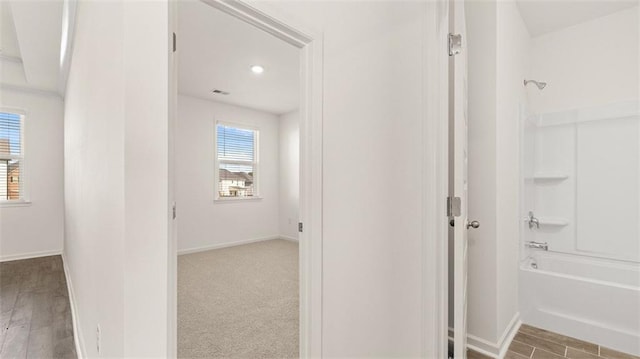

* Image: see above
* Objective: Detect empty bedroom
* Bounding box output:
[175,1,302,357]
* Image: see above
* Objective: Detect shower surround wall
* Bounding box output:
[520,5,640,356]
[520,102,640,355]
[527,103,640,262]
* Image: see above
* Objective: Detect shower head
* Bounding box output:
[524,79,547,90]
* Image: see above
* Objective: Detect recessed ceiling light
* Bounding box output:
[250,65,264,74]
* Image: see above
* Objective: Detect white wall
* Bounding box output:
[465,0,529,353]
[249,1,431,356]
[278,110,299,240]
[496,0,530,341]
[64,1,169,357]
[176,95,280,252]
[466,0,499,346]
[64,2,126,356]
[122,2,170,356]
[529,6,639,114]
[0,88,64,261]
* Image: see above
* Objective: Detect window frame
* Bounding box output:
[213,120,260,202]
[0,108,28,206]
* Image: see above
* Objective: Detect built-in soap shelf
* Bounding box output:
[537,217,569,227]
[522,216,569,227]
[532,173,569,181]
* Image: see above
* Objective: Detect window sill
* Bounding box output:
[0,200,32,208]
[214,197,263,203]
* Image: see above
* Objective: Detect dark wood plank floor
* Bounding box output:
[0,255,77,359]
[469,324,640,359]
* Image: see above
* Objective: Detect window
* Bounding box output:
[215,123,258,199]
[0,111,24,201]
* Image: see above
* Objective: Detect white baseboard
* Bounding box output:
[61,252,86,359]
[498,314,522,358]
[0,249,62,262]
[467,312,521,359]
[178,235,282,255]
[279,235,299,242]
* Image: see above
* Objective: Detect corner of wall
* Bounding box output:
[467,312,521,358]
[61,251,86,359]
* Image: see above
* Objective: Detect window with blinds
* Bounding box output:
[0,112,24,201]
[215,123,258,199]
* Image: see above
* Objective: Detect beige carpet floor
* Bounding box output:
[178,239,299,358]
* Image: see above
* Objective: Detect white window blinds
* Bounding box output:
[0,112,24,201]
[216,124,258,199]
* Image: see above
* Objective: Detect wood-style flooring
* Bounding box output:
[0,255,76,359]
[469,324,640,359]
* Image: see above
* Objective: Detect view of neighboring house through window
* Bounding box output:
[216,123,258,199]
[0,112,24,201]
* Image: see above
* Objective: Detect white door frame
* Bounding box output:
[450,0,470,356]
[168,1,324,357]
[422,1,451,358]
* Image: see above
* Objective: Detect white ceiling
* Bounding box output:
[516,0,639,37]
[1,3,21,58]
[178,0,300,115]
[0,1,64,93]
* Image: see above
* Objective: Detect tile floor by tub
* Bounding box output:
[469,324,639,359]
[0,255,77,359]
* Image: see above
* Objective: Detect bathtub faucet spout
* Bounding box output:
[526,241,548,251]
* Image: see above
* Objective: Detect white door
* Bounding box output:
[450,0,473,358]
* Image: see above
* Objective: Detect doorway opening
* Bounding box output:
[169,1,323,357]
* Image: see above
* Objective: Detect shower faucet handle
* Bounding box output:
[528,211,540,229]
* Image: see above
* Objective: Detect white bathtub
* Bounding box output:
[519,251,640,356]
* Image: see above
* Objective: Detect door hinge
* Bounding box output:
[449,33,462,56]
[447,196,461,217]
[172,202,177,219]
[298,222,303,233]
[173,32,177,53]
